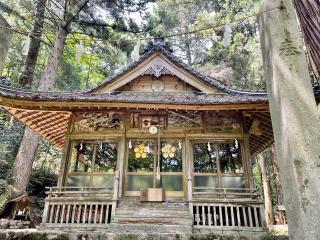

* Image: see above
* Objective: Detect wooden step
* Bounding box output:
[113,198,192,227]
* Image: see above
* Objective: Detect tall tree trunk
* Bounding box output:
[259,0,320,238]
[271,144,283,205]
[271,145,286,224]
[9,28,68,194]
[19,0,47,88]
[259,152,275,226]
[38,28,68,91]
[8,128,40,193]
[9,0,78,196]
[0,14,13,74]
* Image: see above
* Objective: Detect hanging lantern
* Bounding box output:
[128,140,132,149]
[235,139,238,148]
[79,141,83,151]
[178,141,182,150]
[100,142,103,151]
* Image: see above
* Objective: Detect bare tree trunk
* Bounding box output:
[38,28,68,91]
[9,28,68,195]
[271,144,283,205]
[9,0,79,196]
[7,128,40,193]
[0,14,13,74]
[259,152,275,226]
[271,144,286,224]
[19,0,47,87]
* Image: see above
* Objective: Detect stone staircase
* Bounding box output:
[111,197,192,234]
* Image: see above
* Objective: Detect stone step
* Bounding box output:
[109,223,193,234]
[112,216,192,225]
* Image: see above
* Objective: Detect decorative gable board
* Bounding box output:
[117,75,199,92]
[93,53,222,94]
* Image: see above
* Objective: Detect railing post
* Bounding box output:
[42,187,52,224]
[42,200,50,223]
[187,174,193,218]
[260,203,267,228]
[113,170,120,201]
[111,170,120,218]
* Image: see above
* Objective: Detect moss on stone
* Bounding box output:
[260,234,278,240]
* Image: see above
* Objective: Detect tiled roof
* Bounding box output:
[0,85,268,105]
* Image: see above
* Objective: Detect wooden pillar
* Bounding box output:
[117,137,126,198]
[243,134,254,189]
[57,114,73,187]
[259,1,320,239]
[57,137,70,187]
[0,15,13,74]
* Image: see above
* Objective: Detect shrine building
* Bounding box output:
[0,39,274,235]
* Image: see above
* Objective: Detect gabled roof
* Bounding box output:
[87,39,266,96]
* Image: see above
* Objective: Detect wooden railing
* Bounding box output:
[192,187,262,201]
[192,202,266,228]
[42,171,120,227]
[187,175,266,228]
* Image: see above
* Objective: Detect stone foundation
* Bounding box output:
[0,219,30,229]
[0,229,289,240]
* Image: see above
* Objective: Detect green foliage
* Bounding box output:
[0,180,13,214]
[253,161,263,194]
[260,234,278,240]
[0,110,24,180]
[147,0,265,90]
[27,167,58,216]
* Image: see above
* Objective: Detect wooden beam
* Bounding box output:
[1,97,269,112]
[167,110,201,124]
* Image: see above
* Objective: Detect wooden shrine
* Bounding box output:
[0,39,273,234]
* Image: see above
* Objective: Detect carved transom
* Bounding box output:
[142,60,175,77]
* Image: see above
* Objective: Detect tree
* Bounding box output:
[271,144,285,224]
[19,0,47,88]
[147,0,264,90]
[7,0,155,195]
[258,152,275,226]
[0,14,13,74]
[259,0,320,238]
